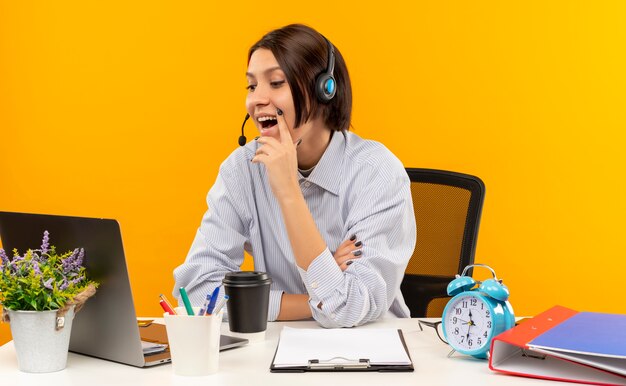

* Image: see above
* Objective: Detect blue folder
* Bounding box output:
[529,312,626,358]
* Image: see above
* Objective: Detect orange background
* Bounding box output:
[2,1,625,345]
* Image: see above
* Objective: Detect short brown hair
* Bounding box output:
[248,24,352,131]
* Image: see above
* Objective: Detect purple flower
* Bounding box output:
[76,248,84,267]
[62,248,85,274]
[61,249,78,273]
[0,248,8,267]
[30,251,41,262]
[43,278,54,290]
[41,231,50,254]
[32,261,42,276]
[59,277,69,291]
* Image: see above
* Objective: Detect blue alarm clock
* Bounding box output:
[441,264,515,359]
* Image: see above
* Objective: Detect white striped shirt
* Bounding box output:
[173,130,416,328]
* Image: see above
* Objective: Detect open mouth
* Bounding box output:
[258,116,277,129]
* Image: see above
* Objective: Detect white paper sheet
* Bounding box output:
[141,341,167,355]
[272,327,412,368]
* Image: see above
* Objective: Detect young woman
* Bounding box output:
[173,24,416,328]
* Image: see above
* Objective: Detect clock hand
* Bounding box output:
[465,310,474,340]
[467,309,477,327]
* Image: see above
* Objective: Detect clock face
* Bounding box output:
[443,294,493,352]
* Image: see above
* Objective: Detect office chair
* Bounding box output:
[401,168,485,317]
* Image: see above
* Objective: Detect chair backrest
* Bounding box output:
[401,168,485,317]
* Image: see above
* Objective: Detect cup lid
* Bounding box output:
[222,271,272,286]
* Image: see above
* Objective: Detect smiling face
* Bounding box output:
[245,48,309,141]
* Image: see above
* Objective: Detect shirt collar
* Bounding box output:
[300,130,345,195]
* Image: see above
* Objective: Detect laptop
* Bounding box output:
[0,211,248,367]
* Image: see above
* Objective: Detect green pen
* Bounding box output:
[179,287,194,316]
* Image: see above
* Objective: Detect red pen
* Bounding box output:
[160,299,175,315]
[159,294,177,315]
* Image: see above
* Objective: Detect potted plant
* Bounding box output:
[0,231,98,372]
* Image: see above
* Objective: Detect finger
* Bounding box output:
[336,254,360,266]
[255,146,274,157]
[275,108,293,145]
[337,249,363,261]
[334,244,356,259]
[255,137,281,157]
[339,259,358,271]
[256,136,280,147]
[335,238,355,254]
[336,240,363,259]
[251,153,269,164]
[334,252,350,264]
[339,234,357,249]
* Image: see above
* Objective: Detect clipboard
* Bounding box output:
[270,327,414,372]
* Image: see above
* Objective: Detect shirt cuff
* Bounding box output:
[297,247,344,301]
[268,289,284,322]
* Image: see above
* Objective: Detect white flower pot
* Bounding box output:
[8,305,75,373]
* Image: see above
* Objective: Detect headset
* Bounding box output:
[239,36,337,146]
[315,37,337,103]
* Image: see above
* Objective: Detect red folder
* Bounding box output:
[489,306,626,386]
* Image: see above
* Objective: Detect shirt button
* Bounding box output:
[311,281,319,289]
[304,181,311,187]
[331,313,336,319]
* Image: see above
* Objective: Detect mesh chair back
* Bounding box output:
[402,168,485,317]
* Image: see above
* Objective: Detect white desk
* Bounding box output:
[0,318,543,386]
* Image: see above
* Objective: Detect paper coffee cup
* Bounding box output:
[222,271,272,335]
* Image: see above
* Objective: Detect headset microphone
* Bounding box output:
[238,113,250,146]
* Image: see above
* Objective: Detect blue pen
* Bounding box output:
[197,292,212,316]
[205,286,221,315]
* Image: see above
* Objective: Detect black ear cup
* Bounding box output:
[315,37,337,103]
[316,73,336,103]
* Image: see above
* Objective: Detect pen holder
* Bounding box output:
[164,307,223,376]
